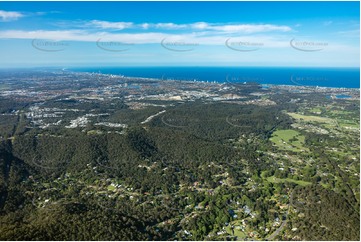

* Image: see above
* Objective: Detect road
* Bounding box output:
[266,189,294,241]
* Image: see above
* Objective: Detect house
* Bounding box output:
[243,205,251,215]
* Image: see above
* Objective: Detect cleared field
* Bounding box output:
[309,107,322,113]
[270,129,308,152]
[266,176,311,186]
[107,184,116,191]
[225,220,247,238]
[287,112,334,124]
[329,109,353,115]
[339,121,359,130]
[288,112,359,132]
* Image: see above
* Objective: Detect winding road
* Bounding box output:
[266,189,294,241]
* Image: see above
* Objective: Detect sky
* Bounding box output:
[0,1,359,68]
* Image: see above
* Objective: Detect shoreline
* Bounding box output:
[68,69,361,91]
[0,67,359,91]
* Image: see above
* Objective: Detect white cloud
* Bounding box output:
[0,21,295,48]
[90,20,134,30]
[148,22,292,33]
[323,21,333,26]
[0,29,293,48]
[0,30,168,43]
[190,22,209,30]
[209,24,292,33]
[154,23,187,29]
[141,23,150,29]
[184,22,292,33]
[0,10,24,21]
[85,20,292,34]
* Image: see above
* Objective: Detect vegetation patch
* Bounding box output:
[266,176,311,186]
[270,129,308,152]
[287,112,334,124]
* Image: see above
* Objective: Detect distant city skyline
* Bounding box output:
[0,1,359,67]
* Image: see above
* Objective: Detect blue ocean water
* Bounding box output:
[70,67,360,88]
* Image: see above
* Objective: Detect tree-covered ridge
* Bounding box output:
[0,71,359,240]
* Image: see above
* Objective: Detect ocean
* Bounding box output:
[70,67,360,88]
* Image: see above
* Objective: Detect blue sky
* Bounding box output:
[0,1,359,67]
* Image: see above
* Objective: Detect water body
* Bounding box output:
[326,94,352,99]
[335,94,352,99]
[70,67,360,88]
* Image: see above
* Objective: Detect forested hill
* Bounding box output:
[0,71,359,240]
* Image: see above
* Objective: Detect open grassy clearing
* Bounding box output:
[270,129,308,152]
[287,112,334,124]
[288,112,359,133]
[338,121,359,130]
[224,220,247,238]
[309,107,323,113]
[266,176,311,186]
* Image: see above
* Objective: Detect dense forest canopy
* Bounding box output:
[0,70,359,240]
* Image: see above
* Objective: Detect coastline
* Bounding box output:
[67,66,361,89]
[66,69,361,94]
[61,69,360,101]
